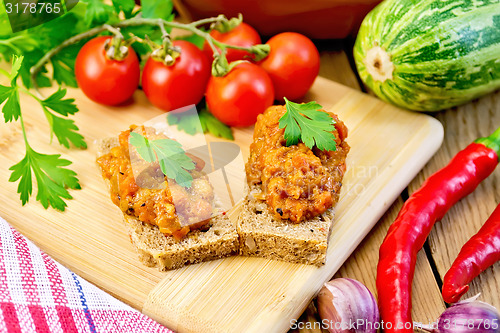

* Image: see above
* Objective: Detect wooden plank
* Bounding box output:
[291,198,446,332]
[334,197,446,323]
[319,49,361,91]
[408,91,500,309]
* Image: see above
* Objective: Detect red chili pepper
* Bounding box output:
[376,127,500,333]
[442,202,500,303]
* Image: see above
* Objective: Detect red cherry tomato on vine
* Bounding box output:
[203,22,261,63]
[75,36,140,106]
[259,32,320,101]
[206,62,274,127]
[142,40,211,112]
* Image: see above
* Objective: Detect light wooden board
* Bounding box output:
[0,76,443,333]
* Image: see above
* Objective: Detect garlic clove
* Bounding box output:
[317,278,379,333]
[429,296,500,333]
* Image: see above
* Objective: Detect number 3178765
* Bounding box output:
[5,2,61,14]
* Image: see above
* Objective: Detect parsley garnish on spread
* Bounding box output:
[129,132,195,187]
[279,98,337,151]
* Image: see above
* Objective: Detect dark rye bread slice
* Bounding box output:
[237,185,335,266]
[96,137,239,271]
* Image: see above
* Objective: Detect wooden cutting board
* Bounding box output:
[0,76,443,333]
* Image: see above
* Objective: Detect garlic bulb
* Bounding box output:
[423,295,500,333]
[317,278,379,333]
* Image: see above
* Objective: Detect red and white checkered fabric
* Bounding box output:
[0,217,174,333]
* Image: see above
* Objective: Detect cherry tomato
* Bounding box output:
[259,32,320,101]
[75,36,140,106]
[203,22,261,63]
[142,40,211,112]
[206,62,274,127]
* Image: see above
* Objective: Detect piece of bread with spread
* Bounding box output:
[237,103,350,266]
[96,127,239,271]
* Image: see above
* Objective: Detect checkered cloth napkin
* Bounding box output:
[0,217,174,333]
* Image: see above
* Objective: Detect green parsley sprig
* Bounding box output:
[129,132,195,188]
[0,0,268,210]
[279,98,338,151]
[0,0,170,211]
[1,56,85,211]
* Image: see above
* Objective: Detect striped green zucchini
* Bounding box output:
[354,0,500,111]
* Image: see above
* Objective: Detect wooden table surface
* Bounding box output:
[291,40,500,332]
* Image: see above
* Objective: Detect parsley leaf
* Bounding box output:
[43,110,87,149]
[9,147,81,211]
[51,52,79,87]
[0,85,20,122]
[41,88,79,116]
[129,132,195,187]
[166,108,234,140]
[2,5,89,89]
[18,49,53,89]
[166,112,202,136]
[0,35,39,62]
[0,56,22,122]
[279,98,337,151]
[1,56,84,210]
[40,89,86,149]
[9,55,23,81]
[129,131,155,162]
[199,109,234,140]
[81,0,119,26]
[154,139,195,188]
[112,0,136,19]
[141,0,174,21]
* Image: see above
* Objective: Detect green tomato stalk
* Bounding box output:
[30,15,270,85]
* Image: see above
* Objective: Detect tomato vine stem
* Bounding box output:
[30,16,270,87]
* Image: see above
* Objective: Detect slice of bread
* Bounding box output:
[236,185,335,266]
[236,105,348,266]
[96,137,239,271]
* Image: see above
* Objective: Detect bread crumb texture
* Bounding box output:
[123,214,239,271]
[236,197,334,267]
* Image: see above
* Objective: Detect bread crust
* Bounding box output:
[236,185,334,266]
[96,137,239,271]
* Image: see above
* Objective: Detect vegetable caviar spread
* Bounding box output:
[246,106,349,222]
[97,127,215,240]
